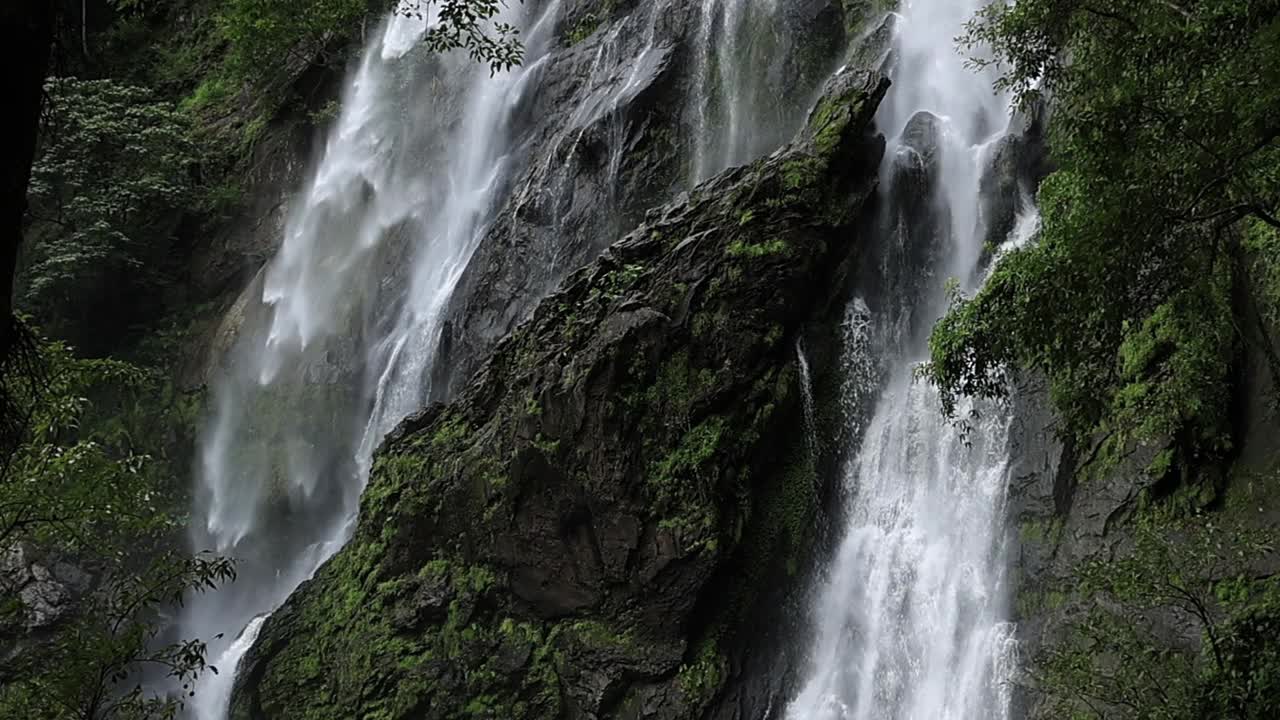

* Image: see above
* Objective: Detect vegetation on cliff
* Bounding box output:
[1,2,531,717]
[229,68,888,720]
[923,2,1280,716]
[0,338,235,719]
[929,0,1280,462]
[1034,513,1280,720]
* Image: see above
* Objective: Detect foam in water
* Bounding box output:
[786,1,1028,718]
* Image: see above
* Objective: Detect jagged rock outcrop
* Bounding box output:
[429,0,867,402]
[974,97,1052,271]
[229,67,890,720]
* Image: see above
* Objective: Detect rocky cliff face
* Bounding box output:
[229,67,889,720]
[1006,295,1280,717]
[194,0,867,395]
[428,0,857,402]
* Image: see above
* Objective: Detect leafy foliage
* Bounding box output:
[407,0,524,72]
[1034,515,1280,719]
[927,0,1280,466]
[217,0,374,86]
[22,77,195,346]
[0,337,234,719]
[220,0,524,87]
[1243,218,1280,337]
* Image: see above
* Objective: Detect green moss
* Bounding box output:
[726,237,789,258]
[650,416,727,544]
[744,439,818,576]
[566,12,601,46]
[692,310,732,340]
[180,76,231,114]
[676,635,727,705]
[523,393,542,417]
[781,155,823,192]
[532,433,560,456]
[1223,461,1280,520]
[1015,587,1042,617]
[240,114,270,152]
[431,414,472,451]
[238,553,562,720]
[365,453,426,519]
[566,620,637,653]
[630,350,716,426]
[1019,517,1064,546]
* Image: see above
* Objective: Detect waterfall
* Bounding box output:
[796,337,818,461]
[180,4,564,717]
[786,1,1029,718]
[177,1,832,717]
[192,617,263,720]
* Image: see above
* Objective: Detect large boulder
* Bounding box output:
[229,68,890,720]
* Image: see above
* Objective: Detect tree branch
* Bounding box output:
[1082,5,1139,30]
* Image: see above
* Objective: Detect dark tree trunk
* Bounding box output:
[0,1,55,356]
[0,2,55,462]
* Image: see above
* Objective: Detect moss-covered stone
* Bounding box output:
[231,68,889,720]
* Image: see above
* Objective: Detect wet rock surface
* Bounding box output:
[230,68,890,720]
[429,0,868,403]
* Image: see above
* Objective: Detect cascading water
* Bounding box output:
[181,5,564,717]
[178,1,833,718]
[690,0,822,182]
[786,1,1033,718]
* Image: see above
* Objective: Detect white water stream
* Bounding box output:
[184,5,562,716]
[691,0,809,182]
[785,1,1033,718]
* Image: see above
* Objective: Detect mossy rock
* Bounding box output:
[231,68,890,720]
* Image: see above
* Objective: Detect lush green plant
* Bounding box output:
[217,0,373,86]
[0,337,234,720]
[220,0,523,89]
[22,77,195,345]
[1243,218,1280,343]
[1034,515,1280,719]
[926,1,1280,466]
